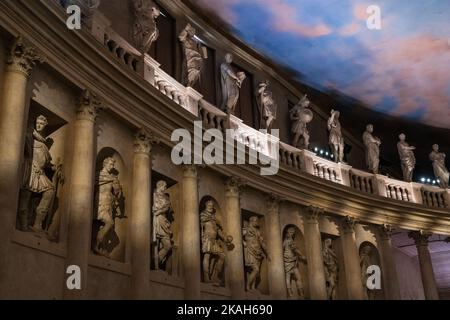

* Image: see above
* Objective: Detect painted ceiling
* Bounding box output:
[191,0,450,129]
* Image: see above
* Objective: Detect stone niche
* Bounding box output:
[91,148,128,261]
[359,241,384,300]
[242,210,269,296]
[16,100,69,242]
[150,171,180,277]
[282,224,309,299]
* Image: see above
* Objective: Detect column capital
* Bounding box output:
[379,224,394,240]
[183,164,198,178]
[76,89,103,121]
[266,193,283,213]
[134,127,159,155]
[305,205,324,223]
[341,215,357,234]
[6,36,45,77]
[408,230,433,247]
[224,176,246,197]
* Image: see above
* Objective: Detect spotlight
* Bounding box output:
[427,178,431,183]
[320,150,324,155]
[314,147,318,152]
[432,180,436,184]
[325,152,329,156]
[420,178,426,183]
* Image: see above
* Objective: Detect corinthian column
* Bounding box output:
[224,177,246,300]
[265,194,286,299]
[303,206,327,300]
[340,216,364,300]
[181,165,201,299]
[377,224,401,300]
[408,230,439,300]
[64,90,102,299]
[130,128,158,299]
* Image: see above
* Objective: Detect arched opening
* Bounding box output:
[359,241,385,300]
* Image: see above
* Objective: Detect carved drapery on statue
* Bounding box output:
[363,124,381,174]
[430,144,449,189]
[322,238,339,300]
[132,0,160,54]
[179,23,207,88]
[283,226,307,299]
[256,81,277,130]
[327,110,344,163]
[397,133,416,182]
[290,95,313,149]
[220,53,246,114]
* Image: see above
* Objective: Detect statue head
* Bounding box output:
[35,115,48,133]
[298,94,310,108]
[324,238,332,248]
[361,245,371,255]
[432,144,439,152]
[185,23,196,37]
[103,157,116,173]
[286,227,296,239]
[399,133,406,141]
[366,124,374,133]
[333,110,340,119]
[205,199,215,213]
[156,180,167,192]
[249,216,259,227]
[151,7,161,19]
[225,53,233,64]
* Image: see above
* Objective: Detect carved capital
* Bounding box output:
[266,193,282,214]
[341,215,357,234]
[224,176,246,197]
[183,164,198,178]
[6,37,45,77]
[76,89,103,121]
[305,205,324,224]
[379,224,393,240]
[408,230,433,247]
[134,127,159,155]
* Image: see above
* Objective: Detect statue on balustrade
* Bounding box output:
[327,110,345,163]
[360,245,375,300]
[152,180,174,270]
[220,53,246,114]
[179,23,208,88]
[363,124,381,174]
[283,227,307,298]
[243,216,269,292]
[94,157,123,257]
[200,200,233,286]
[323,238,339,300]
[18,115,64,234]
[397,133,416,182]
[256,81,277,130]
[290,94,313,150]
[430,144,449,189]
[132,0,160,53]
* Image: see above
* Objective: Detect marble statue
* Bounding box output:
[283,227,307,298]
[290,95,313,149]
[94,157,123,257]
[363,124,381,174]
[323,238,339,300]
[430,144,449,189]
[132,0,160,53]
[256,81,277,130]
[179,23,207,88]
[152,180,174,270]
[327,109,345,163]
[243,216,269,292]
[18,115,63,233]
[200,200,233,285]
[360,245,375,300]
[397,133,416,182]
[220,53,246,114]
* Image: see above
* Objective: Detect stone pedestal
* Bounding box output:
[408,230,439,300]
[303,206,327,300]
[377,224,401,300]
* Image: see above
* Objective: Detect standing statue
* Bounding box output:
[243,216,269,292]
[327,109,345,163]
[323,238,339,300]
[18,115,63,233]
[363,124,381,174]
[283,227,307,298]
[132,0,160,53]
[430,144,449,189]
[397,133,416,182]
[94,157,123,257]
[179,23,207,88]
[256,81,277,130]
[200,200,233,285]
[220,53,246,114]
[360,245,375,300]
[152,180,174,270]
[290,95,314,149]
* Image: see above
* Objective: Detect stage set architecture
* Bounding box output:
[0,0,449,300]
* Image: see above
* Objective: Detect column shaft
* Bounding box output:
[377,225,401,300]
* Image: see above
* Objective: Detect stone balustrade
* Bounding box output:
[420,186,449,209]
[198,99,228,131]
[350,169,377,194]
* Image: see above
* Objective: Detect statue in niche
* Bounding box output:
[283,227,307,298]
[256,81,277,130]
[290,94,313,149]
[363,124,381,174]
[200,200,233,286]
[327,109,345,163]
[18,115,64,233]
[179,23,208,88]
[94,157,123,257]
[220,53,246,114]
[132,0,160,53]
[397,133,416,182]
[152,180,174,270]
[430,144,449,189]
[322,238,338,300]
[243,216,269,292]
[360,245,375,300]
